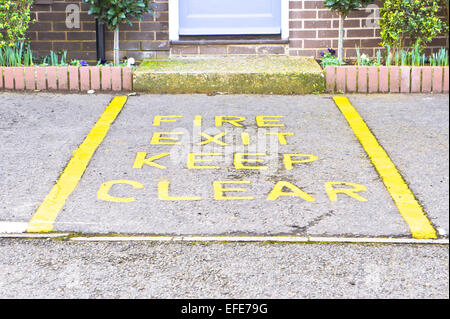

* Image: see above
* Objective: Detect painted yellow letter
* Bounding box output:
[198,132,227,146]
[158,180,201,201]
[150,132,184,145]
[267,181,315,201]
[97,180,144,203]
[213,181,253,200]
[132,152,170,169]
[234,153,268,170]
[187,153,222,169]
[265,132,294,145]
[215,116,246,127]
[153,115,182,126]
[325,182,368,202]
[283,154,318,170]
[256,116,285,127]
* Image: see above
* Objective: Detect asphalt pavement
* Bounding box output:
[0,92,448,299]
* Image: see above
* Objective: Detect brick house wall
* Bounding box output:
[28,0,448,63]
[288,0,448,58]
[30,0,169,62]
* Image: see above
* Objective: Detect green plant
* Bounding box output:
[380,0,448,52]
[320,48,343,67]
[0,40,33,66]
[374,50,382,66]
[0,0,34,48]
[385,45,392,66]
[323,0,374,63]
[430,48,449,66]
[83,0,152,65]
[355,46,373,66]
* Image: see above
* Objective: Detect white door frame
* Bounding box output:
[168,0,289,41]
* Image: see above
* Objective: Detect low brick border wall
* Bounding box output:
[326,65,449,94]
[0,66,133,92]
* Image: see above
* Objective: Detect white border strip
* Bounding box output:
[281,0,289,40]
[0,222,28,233]
[69,236,449,245]
[168,0,290,41]
[168,0,180,41]
[0,233,70,238]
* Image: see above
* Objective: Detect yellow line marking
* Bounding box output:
[333,96,437,239]
[27,96,128,233]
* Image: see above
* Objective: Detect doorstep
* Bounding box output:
[133,56,325,94]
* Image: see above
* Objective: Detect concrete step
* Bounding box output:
[133,56,325,94]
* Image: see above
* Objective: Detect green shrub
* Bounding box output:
[323,1,374,62]
[0,0,33,48]
[84,0,152,64]
[380,0,448,51]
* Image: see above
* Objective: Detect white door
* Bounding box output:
[178,0,281,35]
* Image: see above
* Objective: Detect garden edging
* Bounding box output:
[0,66,133,92]
[325,65,449,94]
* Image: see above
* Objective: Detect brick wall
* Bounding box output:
[27,0,448,62]
[288,0,449,59]
[30,0,169,62]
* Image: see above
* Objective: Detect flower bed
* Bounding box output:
[0,66,133,92]
[325,65,449,94]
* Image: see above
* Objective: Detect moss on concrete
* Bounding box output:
[134,57,325,94]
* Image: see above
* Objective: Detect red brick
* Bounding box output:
[47,66,57,90]
[90,67,100,90]
[4,68,14,89]
[347,29,374,38]
[346,66,357,92]
[444,67,449,93]
[289,21,303,29]
[357,66,367,93]
[111,67,122,91]
[325,66,335,92]
[67,32,95,41]
[379,66,389,93]
[410,67,421,93]
[304,21,331,29]
[289,1,302,9]
[318,30,339,38]
[141,22,168,31]
[432,67,443,93]
[80,67,90,91]
[69,66,79,91]
[122,67,133,91]
[421,67,432,93]
[57,67,68,90]
[336,67,346,92]
[289,30,316,39]
[318,10,339,19]
[13,67,24,90]
[304,1,325,9]
[36,67,47,90]
[303,40,331,48]
[290,11,316,19]
[126,32,155,41]
[24,67,36,90]
[101,67,111,90]
[38,32,66,40]
[155,32,169,40]
[368,66,378,93]
[400,66,410,93]
[343,20,360,28]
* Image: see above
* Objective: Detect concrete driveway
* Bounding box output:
[0,92,448,298]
